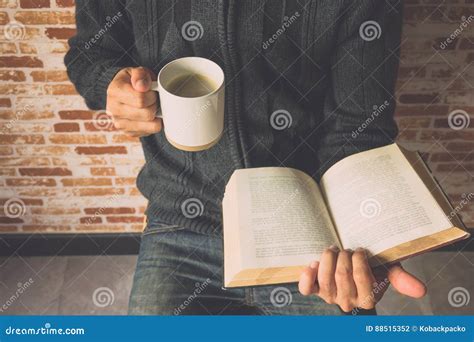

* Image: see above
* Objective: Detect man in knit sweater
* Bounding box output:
[66,0,426,315]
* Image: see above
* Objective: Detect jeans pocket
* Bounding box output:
[143,222,186,235]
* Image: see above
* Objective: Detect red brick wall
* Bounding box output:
[0,0,147,233]
[395,1,473,228]
[0,0,473,234]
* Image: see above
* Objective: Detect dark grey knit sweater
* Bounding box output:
[65,0,402,235]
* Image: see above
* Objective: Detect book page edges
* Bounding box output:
[225,265,305,287]
[223,167,322,287]
[366,145,471,265]
[398,144,466,230]
[226,227,469,287]
[223,172,242,287]
[370,226,469,266]
[224,152,471,287]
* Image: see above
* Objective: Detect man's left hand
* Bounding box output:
[298,246,427,312]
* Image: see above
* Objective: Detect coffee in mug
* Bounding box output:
[167,74,217,98]
[151,57,225,152]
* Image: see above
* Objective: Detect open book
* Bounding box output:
[223,143,469,287]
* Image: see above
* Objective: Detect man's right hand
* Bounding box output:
[106,67,162,137]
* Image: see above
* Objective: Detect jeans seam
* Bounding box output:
[142,225,185,236]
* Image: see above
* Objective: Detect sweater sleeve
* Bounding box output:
[315,0,403,178]
[64,0,137,110]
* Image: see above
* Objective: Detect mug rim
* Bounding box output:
[157,57,225,100]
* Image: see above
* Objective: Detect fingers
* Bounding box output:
[388,264,427,299]
[111,83,157,108]
[108,67,157,108]
[130,66,153,92]
[317,246,338,303]
[352,248,377,309]
[108,101,158,122]
[299,247,383,313]
[299,261,319,296]
[113,118,162,135]
[298,248,427,312]
[106,67,162,137]
[335,250,357,312]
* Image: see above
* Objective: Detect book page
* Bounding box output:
[230,167,340,269]
[319,144,452,256]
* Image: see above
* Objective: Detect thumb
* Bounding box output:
[130,67,153,93]
[388,264,427,299]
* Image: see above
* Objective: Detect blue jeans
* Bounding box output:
[128,222,375,315]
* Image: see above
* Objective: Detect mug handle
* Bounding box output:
[150,81,162,119]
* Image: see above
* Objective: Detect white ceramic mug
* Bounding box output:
[151,57,225,152]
